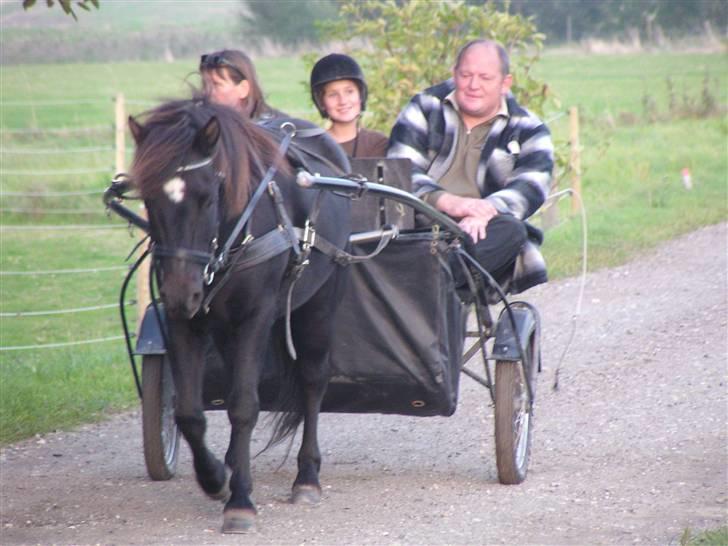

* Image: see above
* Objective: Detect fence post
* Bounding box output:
[569,106,582,214]
[115,93,151,326]
[114,93,126,173]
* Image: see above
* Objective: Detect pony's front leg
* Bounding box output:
[289,283,338,506]
[168,320,228,500]
[290,346,328,505]
[216,323,271,534]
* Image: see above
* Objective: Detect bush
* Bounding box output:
[308,0,552,132]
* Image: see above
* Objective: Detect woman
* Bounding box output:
[310,53,388,158]
[199,49,281,120]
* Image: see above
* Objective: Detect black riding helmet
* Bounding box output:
[310,53,368,118]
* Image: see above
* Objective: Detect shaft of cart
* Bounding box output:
[296,170,467,241]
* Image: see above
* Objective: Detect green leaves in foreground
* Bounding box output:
[22,0,99,21]
[311,0,550,133]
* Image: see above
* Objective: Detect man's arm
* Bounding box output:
[485,120,554,220]
[387,93,442,197]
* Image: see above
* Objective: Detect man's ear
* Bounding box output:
[194,116,220,157]
[501,73,513,94]
[128,115,146,144]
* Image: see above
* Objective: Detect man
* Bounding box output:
[388,39,553,293]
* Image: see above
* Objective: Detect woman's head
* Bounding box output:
[310,54,368,121]
[199,50,270,119]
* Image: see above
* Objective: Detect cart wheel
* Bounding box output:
[494,333,537,485]
[142,354,180,481]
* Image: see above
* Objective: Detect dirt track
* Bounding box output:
[1,223,726,545]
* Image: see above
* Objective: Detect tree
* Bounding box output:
[487,0,728,43]
[22,0,99,21]
[240,0,338,47]
[311,0,550,132]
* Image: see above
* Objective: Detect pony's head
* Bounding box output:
[128,99,280,319]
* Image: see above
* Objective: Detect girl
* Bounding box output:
[310,53,388,158]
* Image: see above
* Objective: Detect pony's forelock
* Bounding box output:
[130,99,283,216]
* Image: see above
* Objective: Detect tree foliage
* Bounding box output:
[310,0,550,132]
[22,0,99,21]
[240,0,338,47]
[487,0,727,43]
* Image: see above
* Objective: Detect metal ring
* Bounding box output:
[203,263,215,285]
[279,121,297,137]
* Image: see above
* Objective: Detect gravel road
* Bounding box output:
[1,223,726,546]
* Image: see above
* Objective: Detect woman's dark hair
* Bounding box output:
[199,49,276,120]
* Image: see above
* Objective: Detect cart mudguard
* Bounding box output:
[491,304,537,362]
[135,304,167,355]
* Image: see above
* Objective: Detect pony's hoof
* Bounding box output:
[291,484,321,505]
[222,509,256,534]
[207,470,230,503]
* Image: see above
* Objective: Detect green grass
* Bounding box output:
[0,346,135,444]
[1,51,726,444]
[680,526,728,546]
[540,116,727,278]
[535,52,728,118]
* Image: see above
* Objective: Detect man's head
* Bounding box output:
[452,40,512,126]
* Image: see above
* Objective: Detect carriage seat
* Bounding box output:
[347,158,415,234]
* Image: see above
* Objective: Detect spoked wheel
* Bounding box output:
[494,333,538,485]
[141,354,180,480]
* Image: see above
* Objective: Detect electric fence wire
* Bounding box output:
[545,188,588,391]
[0,189,105,197]
[0,146,114,155]
[1,301,134,318]
[0,265,127,276]
[0,336,126,352]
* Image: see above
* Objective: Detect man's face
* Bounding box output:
[453,44,512,123]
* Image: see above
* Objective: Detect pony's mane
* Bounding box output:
[130,98,286,217]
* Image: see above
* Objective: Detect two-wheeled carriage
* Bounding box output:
[106,155,542,487]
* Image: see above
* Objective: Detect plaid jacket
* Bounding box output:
[387,79,554,293]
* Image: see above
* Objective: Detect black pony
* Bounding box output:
[128,99,351,533]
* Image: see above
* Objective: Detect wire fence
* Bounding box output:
[2,97,582,352]
[1,96,138,352]
[1,301,133,318]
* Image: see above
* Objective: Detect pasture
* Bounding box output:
[1,51,726,444]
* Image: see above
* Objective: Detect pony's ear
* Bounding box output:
[128,115,146,145]
[195,116,220,157]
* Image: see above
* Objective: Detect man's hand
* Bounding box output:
[434,193,498,241]
[458,215,491,242]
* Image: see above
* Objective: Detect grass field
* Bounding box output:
[1,51,726,445]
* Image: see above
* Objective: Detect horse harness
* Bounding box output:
[156,121,395,359]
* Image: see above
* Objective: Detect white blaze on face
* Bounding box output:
[163,177,186,203]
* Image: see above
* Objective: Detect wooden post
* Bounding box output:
[116,93,150,326]
[569,106,582,214]
[114,93,126,173]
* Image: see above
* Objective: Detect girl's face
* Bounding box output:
[322,79,361,124]
[203,69,250,112]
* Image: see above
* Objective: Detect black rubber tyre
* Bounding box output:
[494,333,537,485]
[141,354,180,481]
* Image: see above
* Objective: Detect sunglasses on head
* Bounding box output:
[199,54,246,80]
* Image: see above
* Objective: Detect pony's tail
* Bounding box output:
[261,320,305,453]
